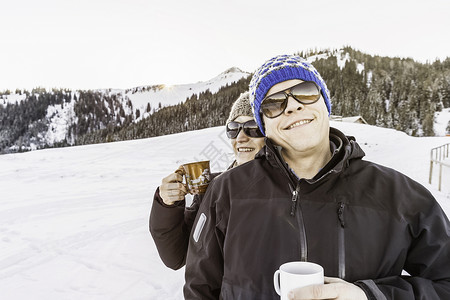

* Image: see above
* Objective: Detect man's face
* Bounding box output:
[262,79,330,155]
[231,116,265,166]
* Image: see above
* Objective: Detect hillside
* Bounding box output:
[1,47,449,154]
[0,68,250,153]
[0,121,448,299]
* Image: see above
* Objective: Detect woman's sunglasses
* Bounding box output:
[260,81,322,118]
[226,120,264,139]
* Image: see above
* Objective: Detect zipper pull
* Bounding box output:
[337,202,345,228]
[291,186,299,216]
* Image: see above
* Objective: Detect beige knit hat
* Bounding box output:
[226,91,254,125]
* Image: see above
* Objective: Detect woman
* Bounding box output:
[149,91,265,270]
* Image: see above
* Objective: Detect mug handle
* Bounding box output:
[175,166,190,194]
[175,165,185,176]
[273,270,281,296]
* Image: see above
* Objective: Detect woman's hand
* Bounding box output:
[159,172,188,205]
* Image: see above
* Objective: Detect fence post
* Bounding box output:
[429,162,433,184]
[429,149,434,184]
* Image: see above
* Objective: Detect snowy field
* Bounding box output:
[0,121,449,299]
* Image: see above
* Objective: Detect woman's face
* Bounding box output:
[230,116,265,166]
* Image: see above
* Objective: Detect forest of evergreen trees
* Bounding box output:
[0,88,72,152]
[1,47,449,154]
[75,77,250,146]
[300,47,450,136]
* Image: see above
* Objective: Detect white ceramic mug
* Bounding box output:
[273,261,324,300]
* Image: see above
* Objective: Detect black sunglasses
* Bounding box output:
[260,81,322,118]
[226,120,264,139]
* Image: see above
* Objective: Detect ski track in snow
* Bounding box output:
[0,121,449,299]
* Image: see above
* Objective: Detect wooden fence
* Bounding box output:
[429,143,450,191]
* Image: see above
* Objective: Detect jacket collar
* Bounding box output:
[255,127,365,182]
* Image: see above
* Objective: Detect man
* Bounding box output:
[184,54,450,299]
[149,92,264,270]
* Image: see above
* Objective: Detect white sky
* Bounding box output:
[1,0,449,91]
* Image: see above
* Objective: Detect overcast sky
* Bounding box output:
[1,0,449,91]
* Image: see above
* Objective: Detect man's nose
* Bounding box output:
[283,96,303,115]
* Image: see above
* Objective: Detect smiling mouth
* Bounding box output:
[237,147,255,152]
[285,119,313,130]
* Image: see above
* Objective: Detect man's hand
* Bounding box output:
[159,172,188,205]
[288,277,368,300]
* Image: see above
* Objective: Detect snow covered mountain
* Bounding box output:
[0,67,250,152]
[123,67,250,121]
[1,67,249,110]
[1,47,448,155]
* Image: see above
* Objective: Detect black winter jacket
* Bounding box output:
[184,127,450,299]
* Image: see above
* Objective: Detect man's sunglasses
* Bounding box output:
[260,81,322,118]
[226,120,264,139]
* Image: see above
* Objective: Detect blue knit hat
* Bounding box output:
[249,54,331,135]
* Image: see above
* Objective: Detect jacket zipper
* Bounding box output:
[292,184,307,261]
[269,147,308,262]
[337,202,346,279]
[290,187,298,216]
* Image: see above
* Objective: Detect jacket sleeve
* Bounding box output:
[149,187,190,270]
[356,198,450,300]
[184,182,225,299]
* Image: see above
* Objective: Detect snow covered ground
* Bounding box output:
[0,121,449,299]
